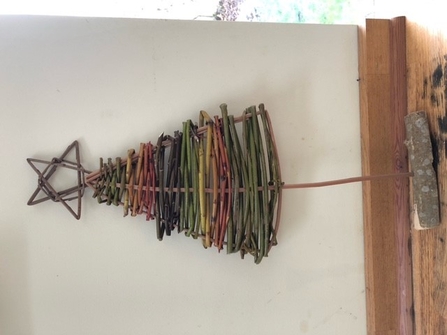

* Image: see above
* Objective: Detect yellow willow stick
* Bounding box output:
[198,135,207,246]
[198,111,206,245]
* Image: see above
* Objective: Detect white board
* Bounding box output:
[0,16,365,335]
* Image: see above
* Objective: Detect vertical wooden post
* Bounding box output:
[406,20,447,334]
[359,17,413,335]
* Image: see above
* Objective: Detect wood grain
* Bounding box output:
[406,20,447,335]
[359,17,413,335]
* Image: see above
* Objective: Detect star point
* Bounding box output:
[27,141,88,220]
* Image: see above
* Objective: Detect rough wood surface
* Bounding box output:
[406,20,447,334]
[359,17,413,335]
[404,111,440,229]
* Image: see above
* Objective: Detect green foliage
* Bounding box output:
[317,0,350,24]
[235,0,356,24]
[236,0,303,23]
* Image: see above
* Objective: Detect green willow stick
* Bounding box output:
[259,107,276,216]
[260,105,282,250]
[185,121,196,237]
[200,110,213,248]
[230,149,240,252]
[198,134,207,246]
[221,104,234,254]
[250,106,269,261]
[191,130,200,239]
[248,108,261,262]
[119,164,126,203]
[198,109,206,243]
[214,116,228,251]
[243,112,254,254]
[211,122,220,247]
[229,115,250,252]
[259,105,277,249]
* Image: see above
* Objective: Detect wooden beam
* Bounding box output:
[406,20,447,335]
[359,17,413,335]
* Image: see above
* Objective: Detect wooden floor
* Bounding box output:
[360,17,447,335]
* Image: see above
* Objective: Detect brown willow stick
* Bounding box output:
[132,143,145,216]
[89,169,415,201]
[281,172,413,189]
[100,171,413,194]
[113,157,121,206]
[155,133,165,240]
[148,142,156,221]
[143,142,155,221]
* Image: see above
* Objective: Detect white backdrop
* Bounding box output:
[0,16,365,335]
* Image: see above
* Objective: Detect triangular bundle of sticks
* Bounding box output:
[85,104,283,263]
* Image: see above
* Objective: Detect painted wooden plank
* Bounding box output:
[359,17,413,335]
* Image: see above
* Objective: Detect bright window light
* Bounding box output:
[0,0,374,24]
